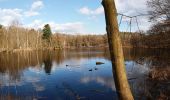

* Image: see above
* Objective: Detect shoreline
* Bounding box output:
[0,46,170,53]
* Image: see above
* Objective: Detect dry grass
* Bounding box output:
[149,67,170,81]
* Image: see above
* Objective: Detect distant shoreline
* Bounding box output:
[1,46,170,53]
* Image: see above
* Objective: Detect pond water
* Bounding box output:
[0,48,170,100]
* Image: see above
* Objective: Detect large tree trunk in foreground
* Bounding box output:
[102,0,134,100]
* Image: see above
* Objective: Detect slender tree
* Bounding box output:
[102,0,134,99]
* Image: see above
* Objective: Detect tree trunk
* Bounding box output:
[102,0,134,100]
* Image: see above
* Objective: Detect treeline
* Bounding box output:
[0,24,109,51]
[131,21,170,48]
[0,25,44,51]
[144,21,170,48]
[0,21,170,51]
[55,34,108,48]
[0,24,170,52]
[1,22,145,51]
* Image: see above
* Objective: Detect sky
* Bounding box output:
[0,0,151,34]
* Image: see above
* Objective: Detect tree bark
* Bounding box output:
[102,0,134,100]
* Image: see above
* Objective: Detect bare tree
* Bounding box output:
[147,0,170,22]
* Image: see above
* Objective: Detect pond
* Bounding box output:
[0,48,170,100]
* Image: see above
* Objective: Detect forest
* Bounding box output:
[0,0,169,52]
[0,22,169,52]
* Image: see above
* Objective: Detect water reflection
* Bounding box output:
[43,54,52,75]
[124,48,170,99]
[0,48,169,99]
[80,76,116,91]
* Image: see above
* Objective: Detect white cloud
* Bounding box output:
[0,0,85,34]
[24,11,39,17]
[79,7,91,15]
[115,0,151,31]
[115,0,148,16]
[0,8,23,25]
[0,0,44,25]
[78,6,104,20]
[24,0,44,17]
[79,6,104,16]
[26,20,85,34]
[31,0,44,11]
[79,0,151,31]
[79,0,148,16]
[55,22,85,33]
[80,76,116,91]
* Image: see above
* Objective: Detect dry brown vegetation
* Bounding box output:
[129,22,170,48]
[0,23,109,51]
[0,21,169,52]
[149,67,170,81]
[0,24,139,52]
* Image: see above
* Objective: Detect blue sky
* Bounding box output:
[0,0,151,34]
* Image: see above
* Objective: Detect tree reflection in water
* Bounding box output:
[43,52,52,75]
[0,48,169,99]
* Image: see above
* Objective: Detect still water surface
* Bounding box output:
[0,48,170,100]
